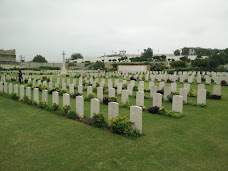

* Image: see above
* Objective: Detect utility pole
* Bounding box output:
[19,55,25,62]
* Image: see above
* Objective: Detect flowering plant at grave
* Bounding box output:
[210,94,221,100]
[84,93,96,101]
[148,106,184,118]
[148,106,160,114]
[220,80,228,86]
[79,113,83,119]
[188,89,196,97]
[197,103,206,107]
[92,113,107,128]
[110,116,141,137]
[120,102,130,108]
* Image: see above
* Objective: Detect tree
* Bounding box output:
[181,47,189,56]
[170,61,186,68]
[89,61,105,70]
[180,56,188,62]
[174,49,181,56]
[71,53,83,60]
[32,55,47,63]
[141,48,153,58]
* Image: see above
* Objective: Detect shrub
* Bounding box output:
[59,89,67,95]
[10,93,19,101]
[167,94,173,102]
[85,93,96,101]
[23,96,33,105]
[103,97,109,105]
[133,86,138,91]
[221,80,227,86]
[130,77,137,81]
[210,94,221,100]
[50,103,59,111]
[148,106,184,118]
[109,97,117,102]
[110,116,141,137]
[206,91,211,99]
[38,101,48,109]
[27,82,33,87]
[188,89,196,97]
[110,116,132,134]
[66,111,77,120]
[148,106,160,114]
[166,78,173,83]
[62,105,71,116]
[92,113,107,128]
[157,88,164,94]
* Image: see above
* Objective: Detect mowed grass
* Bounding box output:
[0,77,228,170]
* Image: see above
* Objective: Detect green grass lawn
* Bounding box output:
[0,78,228,170]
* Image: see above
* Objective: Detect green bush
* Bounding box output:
[92,113,107,128]
[50,103,59,111]
[188,89,196,97]
[158,107,184,118]
[110,116,141,137]
[85,93,96,101]
[10,93,19,101]
[62,105,71,116]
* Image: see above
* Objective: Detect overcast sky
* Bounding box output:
[0,0,228,62]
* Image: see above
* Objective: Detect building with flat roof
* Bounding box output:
[0,49,16,63]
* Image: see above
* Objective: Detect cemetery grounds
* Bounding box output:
[0,72,228,171]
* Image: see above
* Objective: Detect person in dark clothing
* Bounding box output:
[18,70,23,84]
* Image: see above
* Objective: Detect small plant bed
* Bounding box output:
[184,100,207,107]
[102,97,117,105]
[148,106,184,119]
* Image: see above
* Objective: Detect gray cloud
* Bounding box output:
[0,0,228,61]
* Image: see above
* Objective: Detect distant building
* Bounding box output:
[181,47,200,56]
[0,49,16,63]
[119,50,126,56]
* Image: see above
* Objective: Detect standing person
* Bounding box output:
[18,70,23,84]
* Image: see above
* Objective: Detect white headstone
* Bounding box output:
[197,89,206,105]
[69,84,75,95]
[171,83,177,93]
[20,85,24,100]
[34,88,39,103]
[78,85,83,94]
[90,98,100,117]
[63,93,70,106]
[42,89,48,104]
[108,102,119,125]
[9,83,13,94]
[179,88,188,103]
[136,91,144,107]
[172,95,183,113]
[164,87,171,101]
[26,87,31,100]
[150,85,157,98]
[130,106,142,133]
[108,88,115,98]
[52,91,59,105]
[117,83,122,95]
[97,87,103,101]
[87,86,93,96]
[14,84,18,95]
[153,93,162,107]
[76,96,84,117]
[121,90,129,104]
[213,85,221,95]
